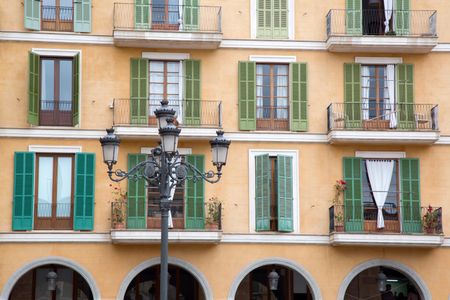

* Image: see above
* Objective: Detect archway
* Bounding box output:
[338,259,431,300]
[1,257,100,300]
[229,258,322,300]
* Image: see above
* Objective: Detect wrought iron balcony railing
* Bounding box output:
[326,9,437,37]
[111,201,222,230]
[327,102,438,131]
[329,204,443,234]
[41,5,74,32]
[113,3,222,33]
[113,98,222,128]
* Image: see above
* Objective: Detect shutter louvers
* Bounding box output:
[185,155,205,229]
[184,60,201,125]
[130,58,148,125]
[72,53,80,126]
[395,0,410,35]
[238,61,257,130]
[12,152,35,231]
[73,153,95,230]
[344,63,362,129]
[255,154,270,231]
[74,0,92,32]
[277,155,293,232]
[184,0,199,31]
[135,0,150,29]
[127,154,147,229]
[28,52,40,126]
[400,158,421,233]
[343,157,363,232]
[397,64,415,129]
[290,62,308,131]
[24,0,41,30]
[345,0,362,35]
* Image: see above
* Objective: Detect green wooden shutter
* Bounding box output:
[343,157,363,232]
[290,62,308,131]
[28,52,39,126]
[397,64,414,129]
[127,154,147,229]
[238,61,256,130]
[24,0,40,30]
[74,0,91,32]
[255,154,270,231]
[184,0,199,31]
[130,58,148,125]
[12,152,35,231]
[395,0,410,36]
[277,155,293,232]
[74,153,95,230]
[344,63,361,128]
[272,0,288,39]
[400,158,421,233]
[346,0,362,35]
[184,60,201,126]
[185,155,205,229]
[72,53,80,126]
[256,0,272,38]
[135,0,150,29]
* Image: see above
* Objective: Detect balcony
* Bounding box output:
[113,3,222,49]
[329,204,444,247]
[326,9,438,53]
[112,98,222,139]
[110,201,222,244]
[327,102,439,144]
[41,5,74,32]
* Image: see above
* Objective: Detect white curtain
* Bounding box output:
[387,64,397,128]
[167,155,181,229]
[384,0,393,33]
[366,160,394,228]
[361,66,370,120]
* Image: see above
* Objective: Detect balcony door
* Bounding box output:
[256,64,289,131]
[148,60,182,125]
[152,0,180,30]
[35,154,74,230]
[41,0,74,32]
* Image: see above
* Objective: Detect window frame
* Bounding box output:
[41,0,75,32]
[250,0,295,40]
[249,149,299,233]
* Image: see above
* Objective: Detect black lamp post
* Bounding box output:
[99,100,230,300]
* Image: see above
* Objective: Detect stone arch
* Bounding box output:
[117,256,213,300]
[337,258,431,300]
[0,256,101,299]
[227,257,322,300]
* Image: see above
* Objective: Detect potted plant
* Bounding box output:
[205,197,222,230]
[331,180,347,232]
[423,205,438,234]
[111,183,127,230]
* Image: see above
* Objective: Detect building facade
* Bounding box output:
[0,0,449,299]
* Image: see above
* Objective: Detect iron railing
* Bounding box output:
[329,204,443,234]
[39,100,73,126]
[256,106,290,131]
[327,102,438,131]
[113,98,222,128]
[111,201,222,230]
[326,9,437,37]
[36,203,72,218]
[41,5,74,32]
[113,3,222,33]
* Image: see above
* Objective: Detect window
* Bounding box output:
[256,64,289,131]
[342,156,422,233]
[250,150,298,233]
[28,51,80,127]
[239,61,307,131]
[127,153,205,230]
[35,154,74,230]
[24,0,91,32]
[254,0,290,39]
[152,0,180,30]
[12,152,95,231]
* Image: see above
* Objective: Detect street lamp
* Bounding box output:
[99,101,230,300]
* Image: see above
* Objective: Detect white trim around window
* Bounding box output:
[28,145,82,153]
[355,57,403,65]
[141,52,190,60]
[248,149,299,233]
[249,55,297,63]
[250,0,295,40]
[355,151,406,159]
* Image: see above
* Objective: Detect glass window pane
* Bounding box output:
[167,62,179,72]
[35,268,53,300]
[150,61,164,72]
[38,157,54,217]
[150,72,164,83]
[55,268,74,300]
[167,83,179,95]
[41,59,55,109]
[57,157,72,217]
[59,60,73,110]
[150,83,164,94]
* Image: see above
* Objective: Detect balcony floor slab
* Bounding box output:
[111,230,222,244]
[327,130,440,144]
[330,232,444,247]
